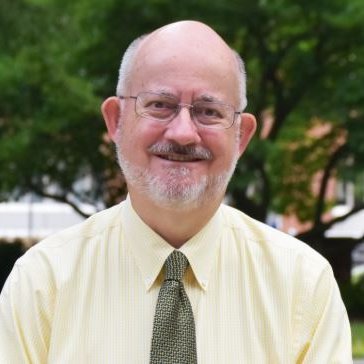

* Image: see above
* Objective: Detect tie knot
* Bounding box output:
[164,250,189,281]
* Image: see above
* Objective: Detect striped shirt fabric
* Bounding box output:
[0,196,352,363]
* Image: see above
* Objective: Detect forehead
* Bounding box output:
[129,26,240,103]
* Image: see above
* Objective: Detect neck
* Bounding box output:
[128,191,222,248]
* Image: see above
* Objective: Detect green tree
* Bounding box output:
[1,0,363,282]
[224,0,364,282]
[0,0,126,215]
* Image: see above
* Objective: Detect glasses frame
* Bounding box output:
[118,92,242,130]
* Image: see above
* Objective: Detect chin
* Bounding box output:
[148,182,208,209]
[118,151,232,209]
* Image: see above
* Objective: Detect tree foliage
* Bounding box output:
[1,0,363,279]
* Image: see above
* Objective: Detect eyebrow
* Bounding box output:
[197,94,224,103]
[151,89,177,98]
[148,90,225,104]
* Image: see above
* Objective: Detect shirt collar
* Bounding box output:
[121,196,222,292]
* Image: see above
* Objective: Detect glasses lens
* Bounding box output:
[136,92,178,121]
[193,101,234,129]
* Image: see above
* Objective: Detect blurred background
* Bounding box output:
[0,0,363,357]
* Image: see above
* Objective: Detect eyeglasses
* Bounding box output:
[119,92,242,129]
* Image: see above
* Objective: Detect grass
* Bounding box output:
[352,321,364,358]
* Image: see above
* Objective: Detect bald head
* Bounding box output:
[117,21,247,110]
[141,21,234,60]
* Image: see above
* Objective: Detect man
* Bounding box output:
[0,21,352,363]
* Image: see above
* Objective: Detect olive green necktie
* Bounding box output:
[150,250,197,364]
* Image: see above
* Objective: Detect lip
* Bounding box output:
[155,153,203,162]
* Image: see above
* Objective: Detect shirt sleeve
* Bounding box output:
[294,263,352,363]
[0,252,54,364]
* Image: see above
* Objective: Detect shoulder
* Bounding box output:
[24,202,124,256]
[219,204,331,274]
[35,202,124,251]
[8,203,126,286]
[218,205,340,326]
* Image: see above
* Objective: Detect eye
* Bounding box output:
[194,104,224,119]
[202,107,221,117]
[139,95,178,120]
[147,100,175,110]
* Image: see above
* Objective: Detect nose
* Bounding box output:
[163,105,201,145]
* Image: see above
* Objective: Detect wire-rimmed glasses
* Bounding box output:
[119,92,242,129]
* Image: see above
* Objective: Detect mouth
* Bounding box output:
[156,153,202,162]
[148,142,213,163]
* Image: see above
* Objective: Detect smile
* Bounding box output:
[157,153,202,162]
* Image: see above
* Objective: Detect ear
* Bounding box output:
[101,97,121,142]
[237,113,257,156]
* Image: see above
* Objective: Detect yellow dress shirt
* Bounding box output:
[0,197,352,363]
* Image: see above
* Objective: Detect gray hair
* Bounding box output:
[233,50,248,110]
[116,34,147,96]
[116,35,247,111]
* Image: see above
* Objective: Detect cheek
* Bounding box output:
[204,130,239,158]
[119,121,164,159]
[215,138,241,172]
[117,123,136,160]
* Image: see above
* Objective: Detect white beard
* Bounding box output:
[116,142,239,210]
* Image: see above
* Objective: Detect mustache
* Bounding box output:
[148,142,213,160]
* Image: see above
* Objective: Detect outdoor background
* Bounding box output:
[1,0,364,358]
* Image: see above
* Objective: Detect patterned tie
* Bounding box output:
[150,250,197,364]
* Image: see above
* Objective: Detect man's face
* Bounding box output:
[110,26,255,209]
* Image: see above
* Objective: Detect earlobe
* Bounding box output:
[238,113,257,155]
[101,97,121,142]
